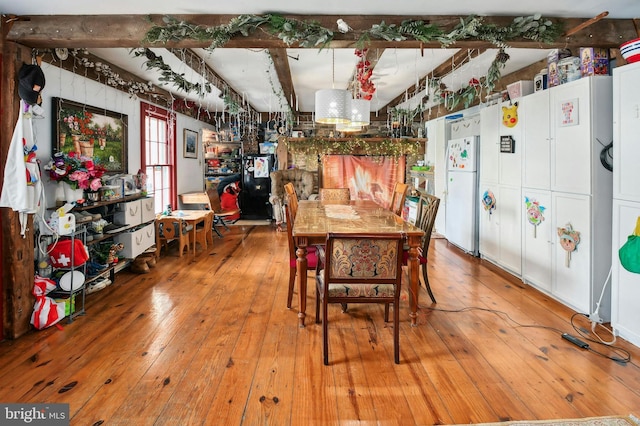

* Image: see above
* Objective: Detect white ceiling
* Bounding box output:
[2,1,640,118]
[3,0,639,19]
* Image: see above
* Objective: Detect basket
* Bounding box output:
[620,38,640,63]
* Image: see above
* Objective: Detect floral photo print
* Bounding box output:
[53,97,128,173]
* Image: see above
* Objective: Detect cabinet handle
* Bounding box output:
[136,235,143,245]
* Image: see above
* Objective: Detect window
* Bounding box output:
[141,102,176,214]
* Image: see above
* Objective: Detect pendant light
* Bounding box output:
[348,98,371,126]
[336,121,362,133]
[315,50,350,124]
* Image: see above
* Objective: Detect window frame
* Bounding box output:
[140,101,177,213]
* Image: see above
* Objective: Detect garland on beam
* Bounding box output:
[286,137,421,157]
[141,13,562,111]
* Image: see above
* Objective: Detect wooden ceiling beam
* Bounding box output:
[6,14,639,49]
[268,48,296,113]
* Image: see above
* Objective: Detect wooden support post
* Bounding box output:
[1,41,38,339]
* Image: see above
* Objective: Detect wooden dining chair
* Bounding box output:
[190,211,214,252]
[203,211,215,248]
[315,232,404,365]
[206,188,240,237]
[155,217,191,258]
[318,188,351,202]
[389,182,408,216]
[402,193,440,303]
[284,182,299,221]
[285,202,318,309]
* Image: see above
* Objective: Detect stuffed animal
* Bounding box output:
[106,243,124,264]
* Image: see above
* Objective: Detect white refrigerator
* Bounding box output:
[445,136,479,255]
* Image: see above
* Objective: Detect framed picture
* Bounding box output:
[183,129,198,158]
[53,97,128,173]
[559,98,579,127]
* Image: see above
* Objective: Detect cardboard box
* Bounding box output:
[558,57,581,84]
[534,71,547,92]
[507,80,534,100]
[547,50,560,87]
[579,47,610,77]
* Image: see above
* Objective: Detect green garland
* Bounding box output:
[132,48,213,97]
[286,137,421,157]
[140,13,562,111]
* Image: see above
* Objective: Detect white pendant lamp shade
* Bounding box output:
[336,122,362,133]
[348,98,371,126]
[315,89,350,124]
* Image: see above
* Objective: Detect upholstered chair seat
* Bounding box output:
[315,233,404,364]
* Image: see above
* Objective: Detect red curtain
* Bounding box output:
[322,155,406,209]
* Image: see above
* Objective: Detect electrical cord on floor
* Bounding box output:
[423,305,565,334]
[421,305,634,366]
[569,312,632,364]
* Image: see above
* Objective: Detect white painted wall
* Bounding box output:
[33,63,213,208]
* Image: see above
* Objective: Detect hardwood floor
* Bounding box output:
[1,224,639,425]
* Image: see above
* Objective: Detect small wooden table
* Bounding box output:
[292,200,425,327]
[170,210,210,255]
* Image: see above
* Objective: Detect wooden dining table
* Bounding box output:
[292,199,425,328]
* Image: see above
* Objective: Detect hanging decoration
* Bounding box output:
[68,49,156,97]
[524,196,546,238]
[482,190,496,215]
[286,137,420,157]
[354,49,376,100]
[557,223,581,267]
[502,102,519,128]
[142,14,562,111]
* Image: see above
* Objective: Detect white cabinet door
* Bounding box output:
[497,185,522,275]
[478,183,500,263]
[611,199,640,347]
[552,191,591,313]
[522,189,553,292]
[480,101,523,187]
[522,91,551,190]
[450,115,481,139]
[614,62,640,203]
[480,104,500,185]
[498,101,523,187]
[550,78,593,195]
[478,184,521,276]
